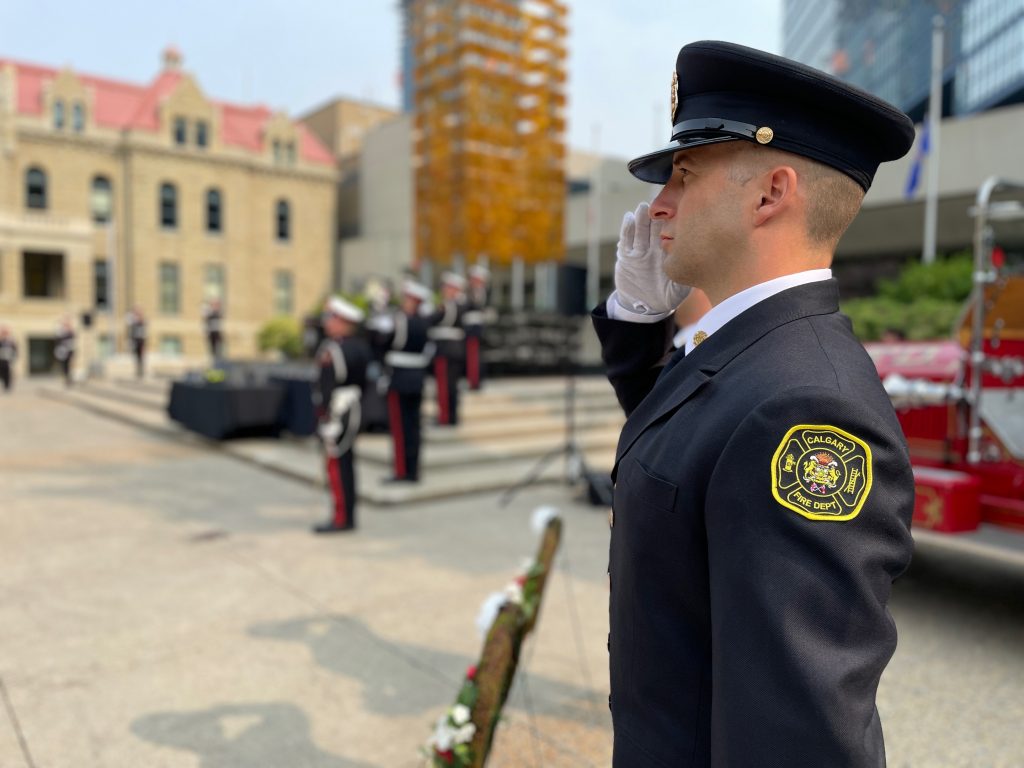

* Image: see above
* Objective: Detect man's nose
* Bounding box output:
[650,184,676,219]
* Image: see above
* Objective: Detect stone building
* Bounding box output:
[0,48,337,376]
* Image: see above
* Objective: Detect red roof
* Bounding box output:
[0,56,335,167]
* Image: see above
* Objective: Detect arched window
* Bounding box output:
[26,167,47,210]
[72,102,85,133]
[53,100,65,130]
[206,188,222,233]
[160,183,177,228]
[91,175,112,223]
[276,199,290,241]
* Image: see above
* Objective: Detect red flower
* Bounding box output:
[466,665,477,681]
[436,748,454,763]
[515,574,527,587]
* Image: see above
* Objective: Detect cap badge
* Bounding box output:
[756,126,774,144]
[771,424,873,522]
[670,71,678,121]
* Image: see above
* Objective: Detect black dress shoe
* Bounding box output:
[382,475,419,484]
[313,523,355,534]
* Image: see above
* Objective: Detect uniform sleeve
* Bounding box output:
[704,386,914,767]
[591,301,675,416]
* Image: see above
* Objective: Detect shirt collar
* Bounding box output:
[682,269,832,354]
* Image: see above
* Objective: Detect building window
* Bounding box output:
[196,120,208,148]
[91,176,113,223]
[206,188,222,233]
[276,199,290,241]
[274,270,293,315]
[72,102,85,133]
[94,259,109,309]
[97,334,114,359]
[53,99,65,130]
[159,262,180,314]
[26,167,47,210]
[203,263,226,304]
[286,141,296,164]
[160,182,177,228]
[273,139,281,163]
[173,117,187,146]
[159,336,182,356]
[22,251,65,298]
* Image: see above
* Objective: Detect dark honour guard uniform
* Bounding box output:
[203,300,224,362]
[428,271,467,426]
[0,327,18,392]
[371,280,433,483]
[594,42,916,766]
[126,307,147,379]
[464,264,491,391]
[312,297,370,534]
[54,319,76,387]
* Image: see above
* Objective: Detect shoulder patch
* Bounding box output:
[771,424,872,522]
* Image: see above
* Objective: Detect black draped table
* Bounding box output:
[167,381,285,440]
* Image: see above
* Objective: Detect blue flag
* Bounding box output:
[904,122,930,199]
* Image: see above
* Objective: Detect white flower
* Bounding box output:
[455,722,477,743]
[531,505,559,535]
[430,715,456,750]
[476,591,507,638]
[504,581,524,605]
[451,704,471,726]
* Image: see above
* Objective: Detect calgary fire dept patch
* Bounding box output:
[771,424,873,521]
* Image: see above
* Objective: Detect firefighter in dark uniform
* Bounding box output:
[54,317,76,387]
[126,306,147,379]
[312,297,370,534]
[202,299,224,362]
[464,264,490,391]
[592,41,916,766]
[369,280,433,483]
[427,272,467,426]
[0,326,18,392]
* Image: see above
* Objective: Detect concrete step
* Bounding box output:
[422,410,623,443]
[81,380,167,411]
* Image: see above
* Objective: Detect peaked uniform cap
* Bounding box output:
[441,271,467,290]
[402,280,432,302]
[628,40,916,191]
[325,297,364,323]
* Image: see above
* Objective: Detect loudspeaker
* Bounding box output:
[556,264,588,317]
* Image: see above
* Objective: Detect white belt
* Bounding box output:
[385,350,429,368]
[329,385,361,417]
[463,311,485,325]
[429,327,466,341]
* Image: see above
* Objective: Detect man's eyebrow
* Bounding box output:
[673,152,696,168]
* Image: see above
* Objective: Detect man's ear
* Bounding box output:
[752,166,798,227]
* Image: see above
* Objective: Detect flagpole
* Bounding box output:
[923,15,944,265]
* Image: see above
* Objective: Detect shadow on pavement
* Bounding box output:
[248,614,604,725]
[131,701,374,768]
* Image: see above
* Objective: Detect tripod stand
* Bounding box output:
[499,318,590,508]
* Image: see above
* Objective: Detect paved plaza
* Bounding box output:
[2,380,1024,767]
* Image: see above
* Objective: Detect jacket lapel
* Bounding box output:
[612,280,841,478]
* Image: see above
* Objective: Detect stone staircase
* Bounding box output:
[39,375,623,505]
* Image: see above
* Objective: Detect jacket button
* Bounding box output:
[607,633,611,652]
[608,694,612,710]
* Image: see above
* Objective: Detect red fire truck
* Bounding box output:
[864,178,1024,535]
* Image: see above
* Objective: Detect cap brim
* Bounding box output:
[627,135,740,184]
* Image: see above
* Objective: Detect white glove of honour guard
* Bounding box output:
[614,201,690,316]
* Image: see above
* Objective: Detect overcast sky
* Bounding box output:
[0,0,782,160]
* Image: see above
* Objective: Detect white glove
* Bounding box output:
[613,201,690,315]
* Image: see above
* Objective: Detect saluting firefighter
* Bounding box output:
[593,41,916,765]
[202,299,224,363]
[0,326,18,393]
[368,280,434,483]
[54,316,76,387]
[312,297,370,534]
[125,306,148,379]
[427,272,467,426]
[464,264,490,391]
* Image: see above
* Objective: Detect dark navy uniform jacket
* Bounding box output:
[593,279,914,768]
[427,300,467,361]
[314,335,370,419]
[377,311,431,395]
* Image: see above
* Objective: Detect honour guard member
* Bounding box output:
[54,316,76,387]
[202,299,224,362]
[0,326,18,392]
[126,306,147,379]
[593,41,916,766]
[464,264,491,390]
[370,280,433,483]
[312,297,370,534]
[427,272,467,426]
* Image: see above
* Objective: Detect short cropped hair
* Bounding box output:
[728,144,865,248]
